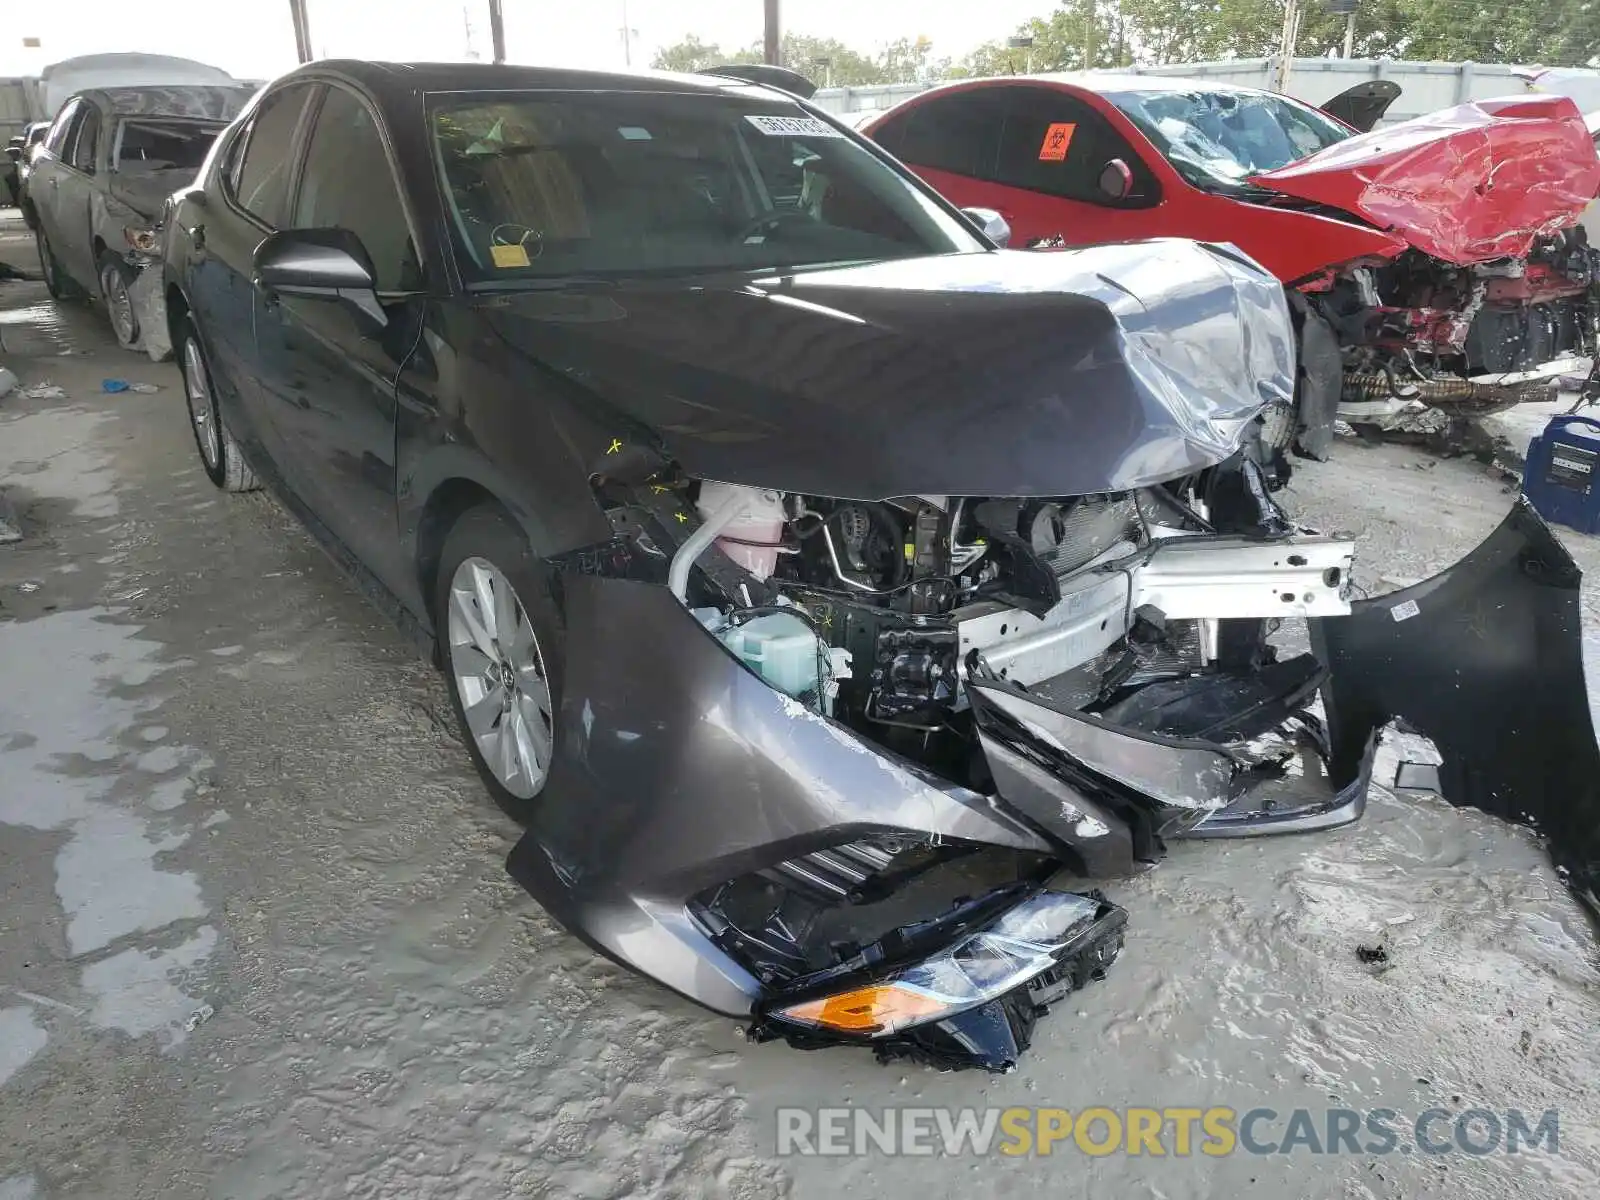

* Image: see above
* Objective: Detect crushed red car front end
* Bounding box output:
[1252,96,1600,432]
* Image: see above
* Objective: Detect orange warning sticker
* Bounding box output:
[1038,122,1077,162]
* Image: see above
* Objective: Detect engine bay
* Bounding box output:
[581,455,1365,998]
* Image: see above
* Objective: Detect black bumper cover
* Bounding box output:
[1314,499,1600,918]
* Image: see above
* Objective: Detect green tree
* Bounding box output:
[650,35,727,74]
[954,2,1124,78]
[878,36,948,84]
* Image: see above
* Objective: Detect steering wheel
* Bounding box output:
[733,208,815,243]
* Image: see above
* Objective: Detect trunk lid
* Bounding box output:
[109,169,192,222]
[1249,95,1600,265]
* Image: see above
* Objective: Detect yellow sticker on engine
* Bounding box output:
[491,242,531,268]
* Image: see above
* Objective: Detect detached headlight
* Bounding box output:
[768,891,1105,1037]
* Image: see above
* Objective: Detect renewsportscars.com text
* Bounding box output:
[775,1106,1560,1158]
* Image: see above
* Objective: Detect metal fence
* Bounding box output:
[811,57,1534,124]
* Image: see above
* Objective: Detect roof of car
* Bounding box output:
[1047,72,1269,95]
[92,84,258,119]
[293,59,769,100]
[902,72,1272,100]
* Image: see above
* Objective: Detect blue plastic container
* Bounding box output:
[1523,414,1600,535]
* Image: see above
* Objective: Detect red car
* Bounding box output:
[862,76,1600,452]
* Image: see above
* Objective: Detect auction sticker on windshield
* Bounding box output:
[1038,122,1077,161]
[746,115,843,138]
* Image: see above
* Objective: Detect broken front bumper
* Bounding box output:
[503,501,1600,1072]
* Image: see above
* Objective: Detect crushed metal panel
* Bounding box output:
[1250,95,1600,265]
[128,266,170,361]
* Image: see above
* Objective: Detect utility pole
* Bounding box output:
[619,0,637,66]
[1007,35,1034,75]
[1276,0,1302,92]
[764,0,781,65]
[288,0,313,64]
[1328,0,1359,58]
[1083,0,1095,69]
[489,0,507,64]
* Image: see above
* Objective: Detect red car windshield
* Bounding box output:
[1106,88,1352,192]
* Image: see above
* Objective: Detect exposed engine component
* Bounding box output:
[871,627,959,720]
[1313,235,1600,417]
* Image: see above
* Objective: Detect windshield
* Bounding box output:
[429,89,984,283]
[117,120,223,172]
[1106,88,1352,192]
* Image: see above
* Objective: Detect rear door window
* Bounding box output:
[876,90,1006,180]
[231,83,317,226]
[992,88,1160,207]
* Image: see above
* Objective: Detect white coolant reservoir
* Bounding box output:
[716,611,853,715]
[696,481,785,579]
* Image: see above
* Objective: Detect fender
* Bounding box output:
[1194,191,1409,283]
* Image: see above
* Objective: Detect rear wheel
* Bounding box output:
[36,228,80,301]
[435,505,564,822]
[177,319,258,493]
[98,251,139,350]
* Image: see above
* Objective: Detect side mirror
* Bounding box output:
[252,227,386,326]
[1098,159,1134,202]
[960,206,1011,248]
[5,147,19,164]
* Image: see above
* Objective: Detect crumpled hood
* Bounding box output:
[1250,95,1600,265]
[483,241,1293,500]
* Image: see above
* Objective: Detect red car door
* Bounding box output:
[868,82,1167,248]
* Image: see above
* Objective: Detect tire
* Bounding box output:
[177,319,259,493]
[36,228,81,301]
[98,251,140,350]
[434,505,565,823]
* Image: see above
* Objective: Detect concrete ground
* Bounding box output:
[2,208,1599,1200]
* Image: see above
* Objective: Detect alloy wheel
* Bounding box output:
[447,556,554,799]
[102,263,137,345]
[182,338,221,471]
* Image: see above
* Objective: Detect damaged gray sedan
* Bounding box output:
[163,62,1600,1074]
[26,83,253,355]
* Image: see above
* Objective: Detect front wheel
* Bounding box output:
[177,319,258,493]
[98,252,139,349]
[435,505,564,822]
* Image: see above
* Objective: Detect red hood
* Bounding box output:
[1249,95,1600,265]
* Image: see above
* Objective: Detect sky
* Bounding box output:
[0,0,1052,81]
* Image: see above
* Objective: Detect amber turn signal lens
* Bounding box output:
[779,984,949,1034]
